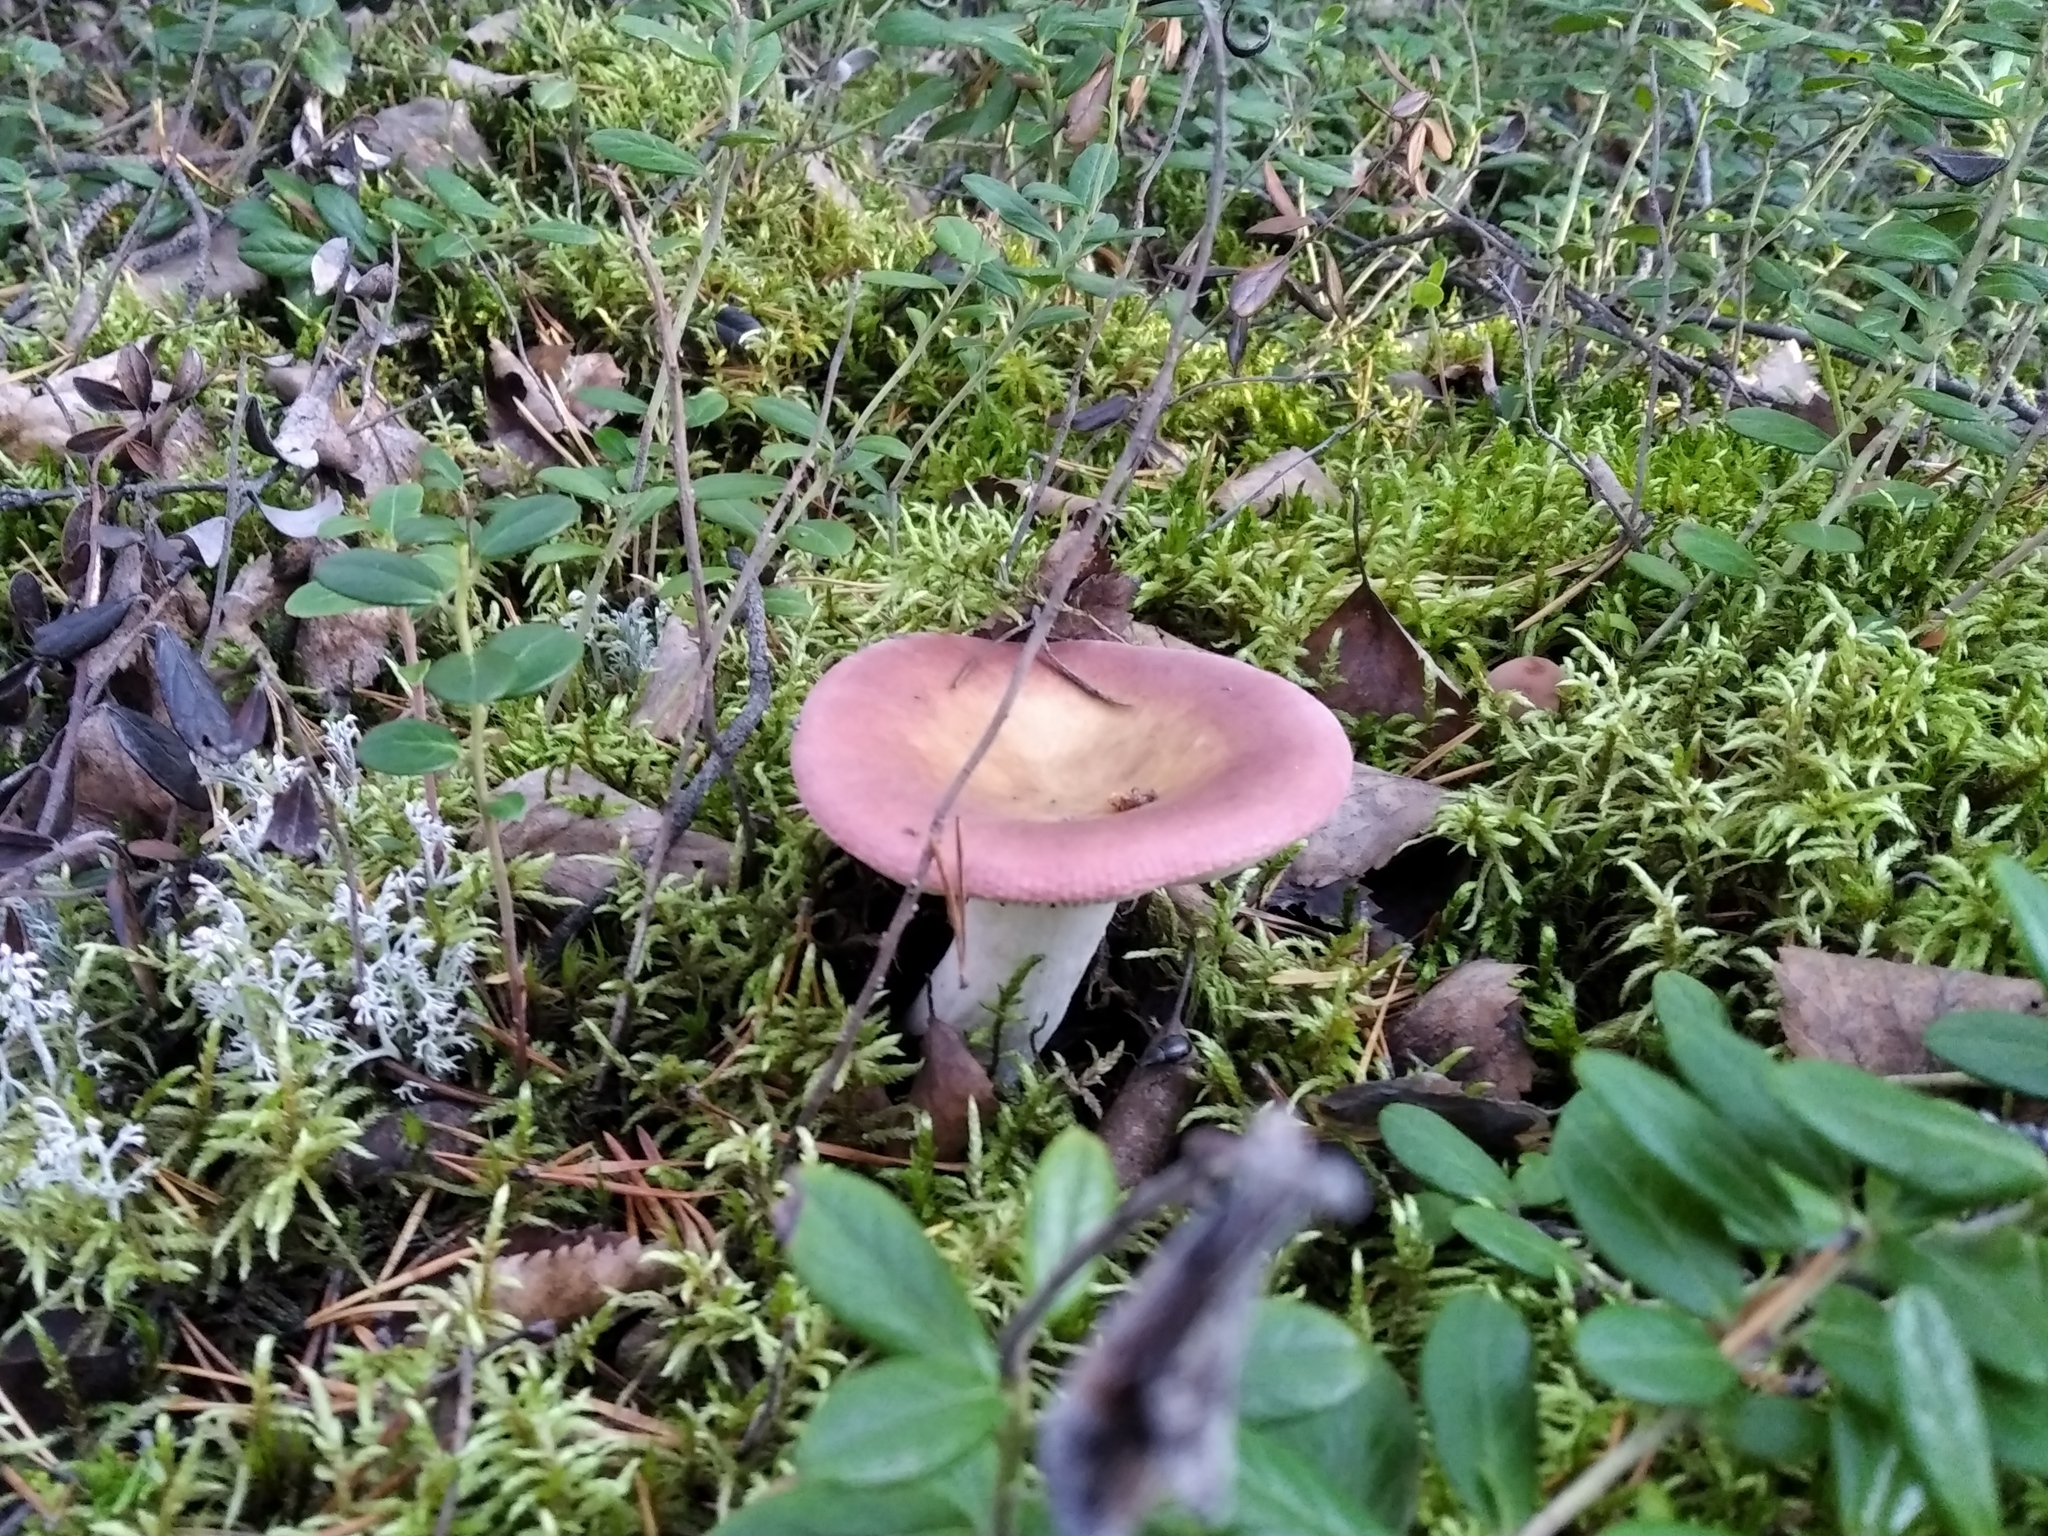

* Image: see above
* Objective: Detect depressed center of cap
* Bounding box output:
[792,633,1355,905]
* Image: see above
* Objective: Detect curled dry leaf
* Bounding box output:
[804,154,860,217]
[488,1230,683,1327]
[1268,762,1447,919]
[71,709,177,830]
[151,625,237,756]
[106,704,208,813]
[0,380,73,462]
[1775,946,2046,1076]
[8,572,50,644]
[907,1016,997,1161]
[1485,656,1562,716]
[1387,960,1534,1099]
[442,59,530,97]
[295,607,398,707]
[369,97,493,174]
[493,765,733,905]
[218,554,282,648]
[1064,60,1114,148]
[1226,256,1291,321]
[1920,145,2007,186]
[33,597,136,664]
[464,9,520,46]
[630,616,704,742]
[484,340,625,469]
[1315,1071,1550,1156]
[130,228,265,311]
[310,236,351,297]
[1211,447,1337,519]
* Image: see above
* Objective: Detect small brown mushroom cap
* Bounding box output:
[793,634,1355,905]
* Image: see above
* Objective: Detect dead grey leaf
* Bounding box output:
[219,555,280,649]
[464,9,520,46]
[105,705,208,814]
[369,98,492,174]
[296,607,397,706]
[1301,577,1459,724]
[129,226,266,309]
[261,488,341,540]
[0,381,75,462]
[443,59,530,96]
[262,772,323,858]
[1270,763,1446,915]
[1740,340,1823,408]
[1775,946,2046,1076]
[493,765,732,905]
[1100,1028,1198,1188]
[1387,960,1533,1099]
[1226,257,1291,321]
[1211,447,1337,518]
[1314,1071,1549,1155]
[630,617,704,742]
[483,341,624,468]
[804,153,861,217]
[180,516,228,569]
[1127,622,1203,653]
[310,236,350,297]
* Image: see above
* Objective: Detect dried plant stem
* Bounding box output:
[788,1,1236,1146]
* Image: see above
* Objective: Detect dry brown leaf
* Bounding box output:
[483,341,623,469]
[443,59,529,96]
[1259,160,1300,225]
[1486,656,1562,715]
[1211,447,1337,518]
[1301,576,1462,725]
[0,380,73,462]
[1776,947,2046,1076]
[295,607,398,707]
[630,616,704,742]
[72,707,180,831]
[488,1231,680,1327]
[804,154,861,217]
[907,1016,997,1161]
[1127,622,1202,653]
[369,98,492,175]
[1226,257,1292,321]
[494,765,732,905]
[464,9,520,46]
[1315,1071,1549,1156]
[1269,763,1447,917]
[1063,61,1113,148]
[129,227,265,309]
[1387,960,1533,1099]
[218,555,281,649]
[1100,1029,1198,1187]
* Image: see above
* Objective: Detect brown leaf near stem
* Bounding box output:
[961,476,1101,521]
[1226,257,1291,321]
[1390,87,1431,118]
[1211,447,1337,519]
[1314,1071,1549,1156]
[1024,523,1137,643]
[1064,61,1113,148]
[493,765,732,905]
[1775,947,2046,1076]
[106,705,208,814]
[1099,1029,1198,1187]
[1268,762,1447,918]
[368,97,493,175]
[630,616,705,742]
[8,574,49,647]
[907,1016,997,1161]
[71,709,179,831]
[1259,160,1300,225]
[483,341,624,470]
[487,1231,683,1327]
[1301,576,1464,727]
[1386,960,1534,1099]
[262,773,324,859]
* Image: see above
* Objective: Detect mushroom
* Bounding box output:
[792,633,1354,1077]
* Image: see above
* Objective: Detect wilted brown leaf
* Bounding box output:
[72,708,181,831]
[1099,1028,1198,1187]
[494,765,732,905]
[1301,576,1462,725]
[1387,960,1534,1099]
[483,340,625,470]
[295,606,398,707]
[369,98,493,175]
[129,227,265,310]
[1211,447,1337,519]
[0,380,71,463]
[1776,946,2046,1076]
[1064,61,1113,148]
[488,1230,681,1327]
[1226,257,1292,321]
[1314,1071,1549,1156]
[630,616,704,742]
[1269,762,1447,918]
[907,1016,997,1161]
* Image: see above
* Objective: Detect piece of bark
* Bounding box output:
[1776,947,2046,1076]
[1386,960,1534,1100]
[1270,763,1446,916]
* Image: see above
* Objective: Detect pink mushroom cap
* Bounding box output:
[792,633,1355,905]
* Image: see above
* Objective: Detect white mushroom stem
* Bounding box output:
[906,898,1119,1079]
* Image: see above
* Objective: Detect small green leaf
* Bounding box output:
[1888,1226,2048,1387]
[485,790,527,821]
[423,649,518,707]
[284,582,372,618]
[1727,407,1832,454]
[311,183,373,255]
[575,385,645,416]
[475,495,580,560]
[1925,1009,2048,1095]
[1672,522,1758,580]
[2004,216,2048,244]
[537,465,614,503]
[1993,854,2048,982]
[312,550,448,607]
[960,173,1058,245]
[686,388,728,427]
[1379,1104,1514,1209]
[420,166,505,223]
[752,395,823,438]
[482,623,583,697]
[1902,386,1987,424]
[1022,1127,1117,1327]
[785,1165,993,1372]
[793,1357,1006,1487]
[393,514,462,547]
[785,519,856,559]
[1891,1287,1999,1536]
[1830,1401,1928,1536]
[1777,1058,2048,1206]
[1782,521,1865,554]
[931,215,1001,268]
[588,128,703,178]
[764,585,812,619]
[238,226,324,278]
[1421,1291,1537,1532]
[1234,1426,1392,1536]
[1624,551,1692,593]
[708,1482,973,1536]
[1575,1303,1739,1406]
[701,501,766,537]
[528,76,577,111]
[1938,418,2026,458]
[525,217,600,246]
[357,718,462,776]
[367,483,423,535]
[1241,1300,1373,1421]
[1799,309,1888,359]
[1849,219,1963,264]
[420,445,463,491]
[1868,63,2003,122]
[1710,1393,1828,1468]
[694,473,786,501]
[1450,1206,1582,1280]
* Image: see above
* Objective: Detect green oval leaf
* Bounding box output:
[1925,1009,2048,1095]
[1576,1303,1739,1406]
[1623,550,1693,593]
[284,582,372,618]
[1241,1300,1373,1422]
[423,649,518,707]
[693,472,786,501]
[785,518,857,560]
[1849,219,1963,264]
[752,394,823,438]
[1450,1206,1581,1280]
[1902,386,1987,423]
[1777,1059,2048,1206]
[312,550,448,607]
[1420,1291,1537,1532]
[525,217,601,246]
[786,1165,993,1372]
[537,465,614,503]
[793,1357,1006,1487]
[1937,418,2024,457]
[1891,1287,2000,1536]
[1728,407,1832,454]
[482,623,583,697]
[588,128,703,178]
[420,166,505,223]
[1022,1127,1117,1328]
[1379,1104,1514,1209]
[1868,63,2003,122]
[357,718,462,776]
[1672,522,1758,580]
[1782,521,1865,554]
[475,494,580,560]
